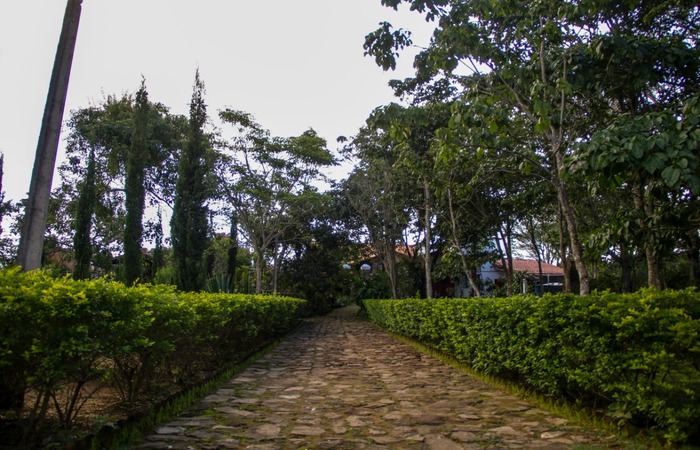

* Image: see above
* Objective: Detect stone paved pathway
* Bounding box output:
[136,304,623,449]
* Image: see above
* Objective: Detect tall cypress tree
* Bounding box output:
[152,207,164,279]
[171,70,209,291]
[73,146,96,280]
[123,80,149,285]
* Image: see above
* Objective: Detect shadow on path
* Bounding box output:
[136,304,620,449]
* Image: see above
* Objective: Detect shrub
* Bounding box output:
[0,268,306,444]
[364,289,700,444]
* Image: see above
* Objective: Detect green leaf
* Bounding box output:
[661,166,680,188]
[644,155,665,174]
[655,136,667,150]
[535,119,549,134]
[631,141,644,159]
[519,161,532,175]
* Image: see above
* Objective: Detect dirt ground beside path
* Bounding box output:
[136,304,627,449]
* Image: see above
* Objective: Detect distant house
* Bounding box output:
[352,244,565,297]
[449,258,564,297]
[483,258,565,294]
[353,244,417,273]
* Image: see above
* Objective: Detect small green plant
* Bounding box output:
[204,273,233,293]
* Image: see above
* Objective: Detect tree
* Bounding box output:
[340,124,414,299]
[226,211,238,291]
[278,192,356,313]
[577,98,700,289]
[171,70,211,292]
[0,155,6,229]
[217,110,335,294]
[368,0,700,294]
[370,103,452,298]
[365,0,602,293]
[17,0,83,271]
[123,80,150,285]
[571,6,700,288]
[60,92,185,278]
[72,147,96,280]
[432,150,510,297]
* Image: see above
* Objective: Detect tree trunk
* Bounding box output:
[446,187,481,296]
[552,149,590,295]
[423,176,433,299]
[255,251,264,294]
[227,213,238,291]
[379,166,400,299]
[687,230,700,288]
[528,217,544,293]
[271,239,284,295]
[459,256,481,297]
[632,178,662,289]
[17,0,83,271]
[381,241,399,299]
[557,206,572,293]
[152,208,165,277]
[619,243,634,293]
[645,186,663,289]
[496,221,514,296]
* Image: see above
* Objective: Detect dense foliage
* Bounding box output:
[361,0,700,295]
[0,268,306,446]
[364,290,700,444]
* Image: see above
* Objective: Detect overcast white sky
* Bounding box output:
[0,0,434,203]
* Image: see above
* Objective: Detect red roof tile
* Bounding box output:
[496,258,564,275]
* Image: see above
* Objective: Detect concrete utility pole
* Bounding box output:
[17,0,83,271]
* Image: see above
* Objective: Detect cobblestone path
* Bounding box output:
[137,305,622,449]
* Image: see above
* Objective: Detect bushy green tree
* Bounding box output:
[150,207,165,279]
[217,110,336,293]
[339,125,412,299]
[365,0,700,293]
[369,103,453,298]
[59,87,185,279]
[278,192,356,313]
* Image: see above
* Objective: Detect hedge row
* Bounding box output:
[0,268,306,441]
[364,289,700,444]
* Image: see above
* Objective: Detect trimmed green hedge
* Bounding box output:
[364,289,700,444]
[0,268,306,441]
